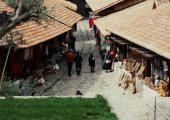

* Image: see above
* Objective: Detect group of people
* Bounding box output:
[65,32,118,76]
[65,48,117,77]
[65,50,95,76]
[100,48,117,73]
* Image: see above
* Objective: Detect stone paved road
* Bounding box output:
[42,19,148,120]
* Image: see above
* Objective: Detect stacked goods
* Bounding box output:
[158,82,168,97]
[122,59,128,70]
[145,77,169,97]
[136,65,145,79]
[132,62,141,73]
[121,59,146,94]
[121,74,129,90]
[127,59,136,71]
[120,73,136,94]
[128,80,136,94]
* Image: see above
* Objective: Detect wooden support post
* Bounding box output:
[0,45,11,90]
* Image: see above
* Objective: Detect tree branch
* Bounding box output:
[0,10,35,40]
[11,0,23,21]
[0,45,11,90]
[0,0,44,40]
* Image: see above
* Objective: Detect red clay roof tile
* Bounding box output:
[1,0,82,48]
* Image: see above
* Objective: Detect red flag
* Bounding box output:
[152,1,157,9]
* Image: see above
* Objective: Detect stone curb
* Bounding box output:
[0,95,96,99]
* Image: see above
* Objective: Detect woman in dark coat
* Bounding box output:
[88,53,95,73]
[104,50,112,73]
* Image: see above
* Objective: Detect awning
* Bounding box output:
[110,36,131,45]
[105,39,114,44]
[129,46,158,58]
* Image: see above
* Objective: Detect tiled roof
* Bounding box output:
[85,0,124,13]
[55,0,77,11]
[13,20,71,48]
[96,0,170,59]
[94,20,110,36]
[0,0,82,48]
[44,0,82,27]
[0,0,13,12]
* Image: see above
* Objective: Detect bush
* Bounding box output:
[20,79,33,96]
[0,81,20,97]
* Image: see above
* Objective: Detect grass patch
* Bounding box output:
[0,95,117,120]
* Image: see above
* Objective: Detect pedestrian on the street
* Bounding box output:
[110,49,116,71]
[88,53,95,73]
[104,50,112,73]
[66,32,72,49]
[65,50,74,76]
[100,48,107,69]
[74,51,83,75]
[70,35,76,53]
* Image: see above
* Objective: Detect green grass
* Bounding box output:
[0,95,118,120]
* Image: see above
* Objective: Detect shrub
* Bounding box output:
[0,81,20,97]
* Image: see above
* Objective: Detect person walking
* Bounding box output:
[100,48,107,69]
[88,53,95,73]
[110,49,116,71]
[65,50,74,76]
[74,51,83,75]
[104,50,112,73]
[66,32,72,49]
[70,35,76,53]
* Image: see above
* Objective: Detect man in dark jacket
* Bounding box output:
[88,53,95,73]
[74,51,83,75]
[70,36,76,53]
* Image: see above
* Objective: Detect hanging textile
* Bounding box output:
[95,27,100,38]
[66,32,72,44]
[24,48,33,60]
[18,49,24,74]
[45,45,49,56]
[24,48,29,60]
[91,25,95,37]
[89,16,94,28]
[163,61,168,72]
[29,47,33,59]
[18,50,24,63]
[10,51,22,77]
[33,45,41,66]
[40,44,43,51]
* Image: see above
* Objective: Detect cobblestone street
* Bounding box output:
[1,0,169,120]
[36,19,148,120]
